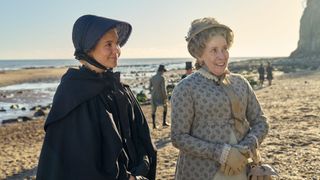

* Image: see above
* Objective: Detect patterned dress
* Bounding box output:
[171,67,269,180]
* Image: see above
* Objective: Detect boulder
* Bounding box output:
[290,0,320,58]
[10,104,19,109]
[34,109,46,117]
[2,118,18,124]
[18,116,33,122]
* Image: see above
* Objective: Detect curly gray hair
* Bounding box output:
[186,17,234,69]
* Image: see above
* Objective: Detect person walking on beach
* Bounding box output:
[171,17,269,180]
[36,15,157,180]
[149,65,169,129]
[266,61,273,86]
[258,63,265,87]
[181,61,193,79]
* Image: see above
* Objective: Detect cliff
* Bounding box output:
[290,0,320,58]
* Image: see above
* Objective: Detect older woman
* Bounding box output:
[36,15,157,180]
[171,17,269,179]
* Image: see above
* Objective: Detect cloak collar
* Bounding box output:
[44,67,119,130]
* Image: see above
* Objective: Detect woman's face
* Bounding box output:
[199,35,229,76]
[89,29,120,69]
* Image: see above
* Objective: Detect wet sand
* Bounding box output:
[0,68,69,88]
[0,68,319,179]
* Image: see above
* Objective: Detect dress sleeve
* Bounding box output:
[239,77,269,149]
[170,81,224,162]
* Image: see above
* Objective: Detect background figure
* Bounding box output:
[149,65,169,129]
[171,17,269,180]
[36,15,157,180]
[181,61,193,79]
[266,62,273,85]
[257,63,265,87]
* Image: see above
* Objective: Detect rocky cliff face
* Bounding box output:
[290,0,320,58]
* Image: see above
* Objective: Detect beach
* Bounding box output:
[0,68,68,88]
[0,65,319,180]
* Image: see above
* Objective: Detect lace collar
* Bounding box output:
[195,67,229,84]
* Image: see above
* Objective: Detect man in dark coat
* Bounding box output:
[36,15,157,180]
[181,61,193,79]
[149,65,169,129]
[258,63,265,86]
[266,61,273,86]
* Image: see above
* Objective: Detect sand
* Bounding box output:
[0,68,319,180]
[0,68,69,88]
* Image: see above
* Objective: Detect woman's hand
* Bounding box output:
[220,164,236,175]
[224,147,248,174]
[129,175,136,180]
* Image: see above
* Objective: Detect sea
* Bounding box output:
[0,57,252,123]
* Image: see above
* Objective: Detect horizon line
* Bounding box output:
[0,56,288,61]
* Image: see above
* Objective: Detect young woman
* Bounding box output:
[36,15,157,180]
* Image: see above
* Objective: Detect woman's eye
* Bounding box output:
[223,48,228,53]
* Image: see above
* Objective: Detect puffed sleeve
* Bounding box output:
[239,77,269,149]
[171,80,224,162]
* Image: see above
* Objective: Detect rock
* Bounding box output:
[46,103,52,109]
[33,109,45,117]
[290,0,320,58]
[139,101,151,106]
[30,105,41,111]
[10,104,19,109]
[40,106,49,111]
[2,118,18,124]
[0,107,6,112]
[137,91,148,103]
[17,116,33,122]
[0,93,7,98]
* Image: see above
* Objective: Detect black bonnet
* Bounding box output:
[72,14,132,53]
[72,14,132,69]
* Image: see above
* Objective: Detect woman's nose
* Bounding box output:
[217,50,226,59]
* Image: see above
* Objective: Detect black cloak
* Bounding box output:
[36,67,157,180]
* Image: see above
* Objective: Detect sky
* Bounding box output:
[0,0,306,59]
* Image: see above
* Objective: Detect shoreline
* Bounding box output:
[0,57,282,87]
[0,66,184,124]
[1,56,317,88]
[0,56,317,124]
[0,67,69,88]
